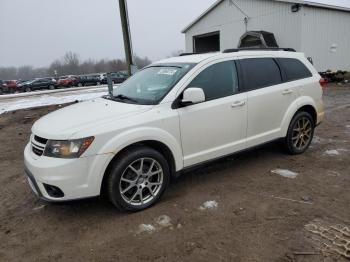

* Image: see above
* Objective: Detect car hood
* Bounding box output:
[32,98,153,139]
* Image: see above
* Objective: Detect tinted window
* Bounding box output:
[240,58,282,91]
[277,58,312,81]
[188,60,238,101]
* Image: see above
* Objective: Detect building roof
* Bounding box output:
[182,0,350,33]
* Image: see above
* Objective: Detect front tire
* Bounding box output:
[48,85,55,90]
[107,146,170,212]
[285,111,314,155]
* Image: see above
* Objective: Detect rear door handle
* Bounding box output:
[231,101,246,108]
[282,89,293,95]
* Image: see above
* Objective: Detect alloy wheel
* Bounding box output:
[119,158,163,206]
[292,117,312,150]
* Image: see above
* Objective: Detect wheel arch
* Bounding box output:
[281,97,317,137]
[295,105,317,126]
[100,140,177,196]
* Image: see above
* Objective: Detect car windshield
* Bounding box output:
[110,63,195,105]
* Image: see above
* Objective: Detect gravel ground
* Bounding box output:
[0,84,349,262]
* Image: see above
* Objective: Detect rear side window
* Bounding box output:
[239,58,282,91]
[188,60,238,101]
[277,58,312,81]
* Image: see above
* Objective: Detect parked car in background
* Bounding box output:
[57,76,78,88]
[4,80,18,93]
[0,80,6,94]
[0,80,19,94]
[102,72,129,84]
[17,80,28,85]
[75,74,102,87]
[18,77,57,92]
[24,49,324,211]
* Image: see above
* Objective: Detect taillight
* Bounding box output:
[319,78,326,89]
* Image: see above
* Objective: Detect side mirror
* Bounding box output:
[181,87,205,106]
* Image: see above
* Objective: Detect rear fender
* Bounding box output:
[281,96,317,137]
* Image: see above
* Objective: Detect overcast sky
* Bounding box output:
[0,0,349,67]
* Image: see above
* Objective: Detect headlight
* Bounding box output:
[43,137,94,158]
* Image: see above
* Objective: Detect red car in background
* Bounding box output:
[57,76,78,88]
[0,80,18,94]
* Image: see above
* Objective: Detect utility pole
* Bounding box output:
[118,0,133,76]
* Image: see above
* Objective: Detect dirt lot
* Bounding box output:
[0,85,349,262]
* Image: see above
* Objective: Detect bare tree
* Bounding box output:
[0,53,153,79]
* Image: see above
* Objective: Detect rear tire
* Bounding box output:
[97,82,101,86]
[24,87,31,92]
[77,83,83,87]
[49,85,55,90]
[285,111,314,155]
[107,146,170,212]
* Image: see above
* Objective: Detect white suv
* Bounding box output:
[24,49,325,211]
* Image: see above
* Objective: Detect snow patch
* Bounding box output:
[271,169,299,179]
[312,136,324,144]
[0,91,106,115]
[312,136,347,145]
[199,200,218,210]
[324,150,340,156]
[137,224,156,234]
[155,215,172,228]
[32,205,45,211]
[328,171,341,177]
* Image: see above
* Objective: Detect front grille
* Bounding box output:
[31,135,48,156]
[32,146,44,156]
[34,135,48,145]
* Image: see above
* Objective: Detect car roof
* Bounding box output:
[154,50,306,65]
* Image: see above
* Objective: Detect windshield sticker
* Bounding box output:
[157,68,178,76]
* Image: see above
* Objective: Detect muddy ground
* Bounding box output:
[0,85,349,262]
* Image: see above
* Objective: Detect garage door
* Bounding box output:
[193,31,220,54]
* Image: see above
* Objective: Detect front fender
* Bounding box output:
[280,96,317,137]
[101,127,183,169]
[86,127,183,196]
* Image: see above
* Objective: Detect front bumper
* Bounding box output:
[24,143,112,202]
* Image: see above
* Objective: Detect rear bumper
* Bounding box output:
[316,99,325,125]
[317,111,325,126]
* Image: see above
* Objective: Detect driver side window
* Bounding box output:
[188,60,238,102]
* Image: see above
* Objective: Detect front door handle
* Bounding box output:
[282,89,293,95]
[231,101,246,108]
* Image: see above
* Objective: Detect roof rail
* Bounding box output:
[179,53,196,56]
[222,47,296,53]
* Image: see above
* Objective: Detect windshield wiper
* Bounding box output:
[113,94,138,103]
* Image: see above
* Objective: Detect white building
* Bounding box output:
[182,0,350,71]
